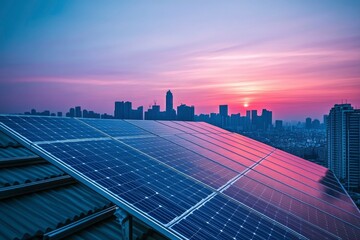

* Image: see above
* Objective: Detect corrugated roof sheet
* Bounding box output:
[0,162,66,187]
[67,216,123,240]
[0,183,112,240]
[0,131,19,148]
[0,147,35,159]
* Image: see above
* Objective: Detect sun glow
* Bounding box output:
[244,103,249,108]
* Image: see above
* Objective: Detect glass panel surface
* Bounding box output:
[163,135,247,173]
[39,139,212,224]
[178,134,256,167]
[189,133,265,162]
[80,118,152,137]
[126,120,184,135]
[172,195,303,240]
[0,116,105,142]
[122,137,238,189]
[224,175,360,239]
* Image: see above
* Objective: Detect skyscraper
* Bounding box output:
[327,103,360,191]
[166,90,173,113]
[166,90,176,120]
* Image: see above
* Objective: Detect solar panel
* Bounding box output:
[122,136,238,189]
[39,139,212,224]
[0,115,359,240]
[224,174,360,239]
[171,195,302,240]
[0,115,106,142]
[125,120,185,136]
[79,118,152,138]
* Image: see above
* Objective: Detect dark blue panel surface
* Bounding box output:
[80,118,152,137]
[0,116,105,142]
[40,139,212,224]
[172,195,301,240]
[122,137,238,189]
[163,135,247,173]
[178,134,257,167]
[125,120,185,136]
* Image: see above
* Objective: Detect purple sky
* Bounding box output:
[1,1,360,121]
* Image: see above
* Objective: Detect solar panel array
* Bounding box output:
[0,115,359,240]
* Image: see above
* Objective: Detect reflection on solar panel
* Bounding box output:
[0,114,359,240]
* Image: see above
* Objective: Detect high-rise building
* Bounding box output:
[114,101,143,120]
[166,90,176,120]
[219,105,229,127]
[124,101,132,119]
[114,101,125,119]
[346,110,360,191]
[166,90,173,113]
[327,103,360,191]
[177,104,195,121]
[261,109,272,130]
[305,117,312,129]
[75,106,82,118]
[219,105,228,117]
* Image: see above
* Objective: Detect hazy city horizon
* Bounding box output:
[2,89,355,122]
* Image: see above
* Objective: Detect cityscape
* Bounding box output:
[1,1,360,240]
[21,90,360,205]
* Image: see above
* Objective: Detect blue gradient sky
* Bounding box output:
[1,1,360,120]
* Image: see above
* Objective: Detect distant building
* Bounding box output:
[251,110,258,129]
[261,109,272,130]
[312,119,320,129]
[327,103,360,191]
[114,101,143,120]
[305,117,312,129]
[75,106,82,118]
[219,105,228,117]
[166,90,176,120]
[275,120,283,130]
[219,105,229,127]
[145,105,165,120]
[177,104,194,121]
[66,108,75,118]
[114,101,125,119]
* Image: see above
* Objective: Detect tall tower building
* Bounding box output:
[327,103,360,191]
[166,90,176,120]
[166,90,173,113]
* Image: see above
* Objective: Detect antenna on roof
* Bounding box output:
[154,100,157,105]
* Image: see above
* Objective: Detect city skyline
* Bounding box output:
[1,1,360,120]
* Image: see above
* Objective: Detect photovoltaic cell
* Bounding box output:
[0,116,105,142]
[79,118,152,137]
[171,195,302,240]
[39,139,212,224]
[121,136,238,189]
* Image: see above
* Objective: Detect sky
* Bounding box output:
[1,0,360,121]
